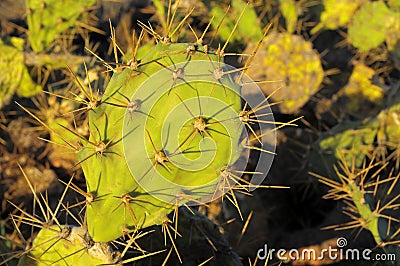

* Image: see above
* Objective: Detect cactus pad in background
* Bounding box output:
[18,225,118,266]
[0,38,41,109]
[335,63,384,118]
[311,0,367,34]
[26,0,97,52]
[307,81,400,179]
[210,0,263,43]
[245,32,324,114]
[348,1,400,52]
[312,151,400,255]
[306,119,379,177]
[79,42,251,242]
[279,0,298,34]
[377,96,400,156]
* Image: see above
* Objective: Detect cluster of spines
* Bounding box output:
[4,1,296,264]
[311,150,400,248]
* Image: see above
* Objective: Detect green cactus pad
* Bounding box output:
[348,1,400,52]
[210,0,263,43]
[26,0,97,52]
[0,38,41,108]
[377,99,400,149]
[18,225,118,265]
[279,0,298,34]
[79,43,249,242]
[307,119,379,177]
[244,32,323,114]
[336,64,384,118]
[311,0,367,33]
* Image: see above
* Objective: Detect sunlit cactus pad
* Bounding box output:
[26,0,97,52]
[0,38,41,108]
[348,1,400,52]
[79,42,246,242]
[245,32,323,114]
[18,225,118,265]
[210,0,263,42]
[311,0,367,33]
[279,0,298,33]
[335,63,384,117]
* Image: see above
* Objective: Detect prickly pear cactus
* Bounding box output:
[279,0,298,34]
[0,37,41,108]
[244,32,324,114]
[377,96,400,151]
[210,0,263,43]
[313,152,400,252]
[26,0,97,52]
[348,1,400,52]
[335,63,384,118]
[306,119,379,177]
[79,42,249,242]
[311,0,367,34]
[18,225,118,265]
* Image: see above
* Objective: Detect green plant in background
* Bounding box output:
[348,1,400,52]
[24,0,100,71]
[279,0,298,34]
[244,32,324,114]
[308,90,400,261]
[209,0,263,43]
[306,80,400,177]
[0,0,101,110]
[0,38,41,108]
[335,63,385,119]
[311,0,367,34]
[306,119,379,177]
[312,150,400,257]
[26,0,97,52]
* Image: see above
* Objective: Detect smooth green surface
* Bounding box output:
[18,226,114,265]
